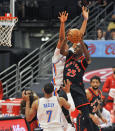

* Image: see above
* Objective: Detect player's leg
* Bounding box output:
[70,88,99,131]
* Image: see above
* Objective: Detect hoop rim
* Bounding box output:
[0,16,18,21]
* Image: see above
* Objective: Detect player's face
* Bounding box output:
[72,43,82,55]
[90,79,100,90]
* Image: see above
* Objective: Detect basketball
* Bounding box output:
[67,29,83,44]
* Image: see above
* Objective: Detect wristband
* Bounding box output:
[84,18,88,21]
[67,93,75,112]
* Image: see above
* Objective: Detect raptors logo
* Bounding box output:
[88,44,96,55]
[105,44,115,55]
[83,68,112,82]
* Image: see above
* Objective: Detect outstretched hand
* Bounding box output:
[62,79,71,93]
[58,11,68,23]
[82,6,89,20]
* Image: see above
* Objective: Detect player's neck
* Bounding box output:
[44,94,52,98]
[91,87,99,94]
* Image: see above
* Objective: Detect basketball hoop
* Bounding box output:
[0,14,18,47]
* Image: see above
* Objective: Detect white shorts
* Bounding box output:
[43,127,64,131]
[65,124,76,131]
[64,124,76,131]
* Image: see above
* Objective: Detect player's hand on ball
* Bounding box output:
[58,11,68,23]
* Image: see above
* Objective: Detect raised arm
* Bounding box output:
[60,38,69,56]
[59,79,75,112]
[57,11,68,49]
[80,41,91,64]
[22,91,38,122]
[80,6,89,35]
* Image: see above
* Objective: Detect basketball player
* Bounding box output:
[52,7,89,124]
[52,6,89,92]
[102,66,115,111]
[22,80,75,131]
[51,11,73,124]
[20,89,38,131]
[84,76,107,131]
[60,6,102,130]
[52,11,68,93]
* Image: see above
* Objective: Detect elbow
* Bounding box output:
[60,36,64,42]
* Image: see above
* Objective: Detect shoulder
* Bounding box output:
[82,56,91,65]
[53,48,61,57]
[86,88,92,100]
[106,75,112,81]
[86,88,91,95]
[32,99,39,110]
[52,48,63,63]
[82,57,88,63]
[81,57,89,67]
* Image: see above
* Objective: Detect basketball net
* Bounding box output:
[0,13,18,47]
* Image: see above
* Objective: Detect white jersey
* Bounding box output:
[37,96,66,130]
[52,47,74,91]
[52,48,66,90]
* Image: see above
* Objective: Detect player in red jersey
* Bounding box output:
[102,66,115,111]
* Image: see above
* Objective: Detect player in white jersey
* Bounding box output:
[52,11,68,92]
[22,80,75,131]
[38,94,66,131]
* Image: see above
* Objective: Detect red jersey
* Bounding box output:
[88,88,102,114]
[102,74,115,93]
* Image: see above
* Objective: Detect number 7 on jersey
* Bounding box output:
[46,110,52,122]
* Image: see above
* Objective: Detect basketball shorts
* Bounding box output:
[77,114,100,131]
